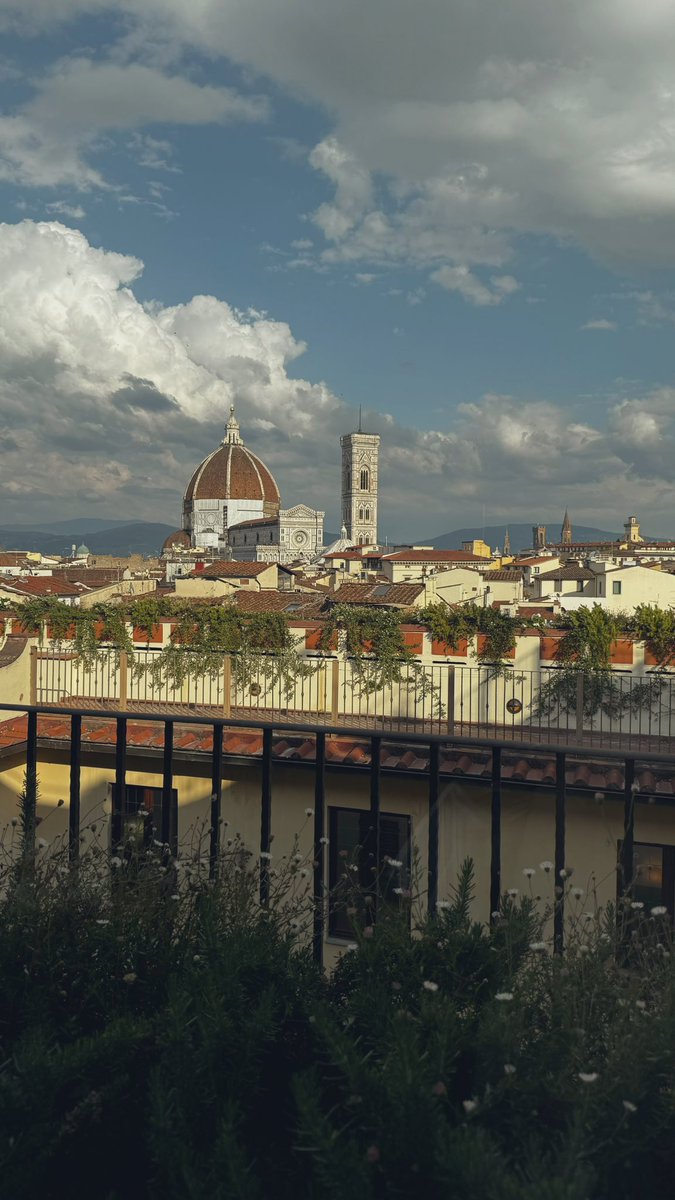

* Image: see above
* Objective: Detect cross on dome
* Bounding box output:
[224,404,243,445]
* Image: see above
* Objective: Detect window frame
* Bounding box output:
[618,838,675,917]
[111,782,178,852]
[328,805,411,939]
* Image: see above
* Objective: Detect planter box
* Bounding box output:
[477,634,515,659]
[431,636,469,657]
[133,624,163,644]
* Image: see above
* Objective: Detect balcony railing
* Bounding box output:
[31,647,675,750]
[6,700,675,966]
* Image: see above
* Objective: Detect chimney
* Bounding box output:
[195,561,204,573]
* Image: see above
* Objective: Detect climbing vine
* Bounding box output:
[420,602,518,673]
[318,604,441,705]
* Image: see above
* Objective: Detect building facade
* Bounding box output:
[340,426,380,546]
[228,505,325,564]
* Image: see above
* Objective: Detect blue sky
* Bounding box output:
[1,0,675,540]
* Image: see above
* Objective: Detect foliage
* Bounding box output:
[421,602,518,674]
[319,604,441,707]
[630,604,675,669]
[2,838,675,1199]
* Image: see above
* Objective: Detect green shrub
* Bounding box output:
[1,838,675,1199]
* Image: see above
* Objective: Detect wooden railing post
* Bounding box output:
[330,657,340,723]
[222,655,232,718]
[119,650,128,711]
[29,644,38,706]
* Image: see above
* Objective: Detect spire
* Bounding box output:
[561,509,572,545]
[224,404,242,445]
[503,527,511,555]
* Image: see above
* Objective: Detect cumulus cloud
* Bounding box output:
[1,219,675,536]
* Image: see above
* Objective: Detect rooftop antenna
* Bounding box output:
[358,404,362,433]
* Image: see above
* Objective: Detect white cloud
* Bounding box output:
[0,56,268,189]
[432,266,519,306]
[45,201,87,220]
[88,0,675,278]
[2,219,675,535]
[581,318,617,331]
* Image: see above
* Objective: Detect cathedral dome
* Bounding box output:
[184,406,280,512]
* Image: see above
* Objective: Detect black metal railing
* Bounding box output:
[5,701,675,968]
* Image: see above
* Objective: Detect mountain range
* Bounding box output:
[425,523,631,551]
[0,521,176,557]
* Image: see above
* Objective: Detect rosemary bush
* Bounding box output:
[2,805,675,1200]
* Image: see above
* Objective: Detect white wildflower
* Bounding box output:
[305,808,314,817]
[260,851,272,861]
[623,1100,637,1114]
[37,837,48,849]
[436,900,451,910]
[523,867,536,878]
[578,1072,599,1083]
[529,942,548,953]
[507,888,519,898]
[122,972,137,984]
[462,1099,478,1114]
[170,894,180,901]
[631,901,644,910]
[495,992,514,1002]
[540,861,553,872]
[319,837,329,845]
[110,857,122,868]
[300,868,310,879]
[423,980,439,992]
[635,999,646,1010]
[651,905,668,916]
[345,943,357,952]
[95,919,110,926]
[571,887,583,899]
[385,857,403,869]
[393,887,404,895]
[504,1064,516,1076]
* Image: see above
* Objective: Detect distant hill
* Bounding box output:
[0,517,145,535]
[426,523,626,552]
[0,522,176,557]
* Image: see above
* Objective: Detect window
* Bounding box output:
[619,841,675,916]
[612,580,622,595]
[345,469,351,490]
[328,806,411,939]
[111,784,177,852]
[360,468,369,490]
[365,506,370,521]
[359,506,364,521]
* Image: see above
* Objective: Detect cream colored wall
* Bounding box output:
[174,577,237,598]
[3,747,674,955]
[0,638,33,723]
[78,579,156,608]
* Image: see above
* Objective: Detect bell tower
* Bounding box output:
[340,412,380,546]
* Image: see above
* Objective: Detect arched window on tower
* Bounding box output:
[359,507,364,521]
[365,506,370,521]
[358,535,364,545]
[345,469,351,490]
[360,468,369,490]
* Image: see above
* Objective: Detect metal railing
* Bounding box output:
[6,700,675,966]
[32,648,675,750]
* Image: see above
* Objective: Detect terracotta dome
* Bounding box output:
[184,406,280,511]
[161,529,191,554]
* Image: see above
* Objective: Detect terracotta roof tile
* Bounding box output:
[382,549,486,563]
[190,561,272,578]
[0,576,81,597]
[330,581,424,606]
[184,442,280,506]
[1,716,675,798]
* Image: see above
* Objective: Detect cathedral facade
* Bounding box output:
[164,406,325,565]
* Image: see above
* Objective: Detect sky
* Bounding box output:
[2,2,675,540]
